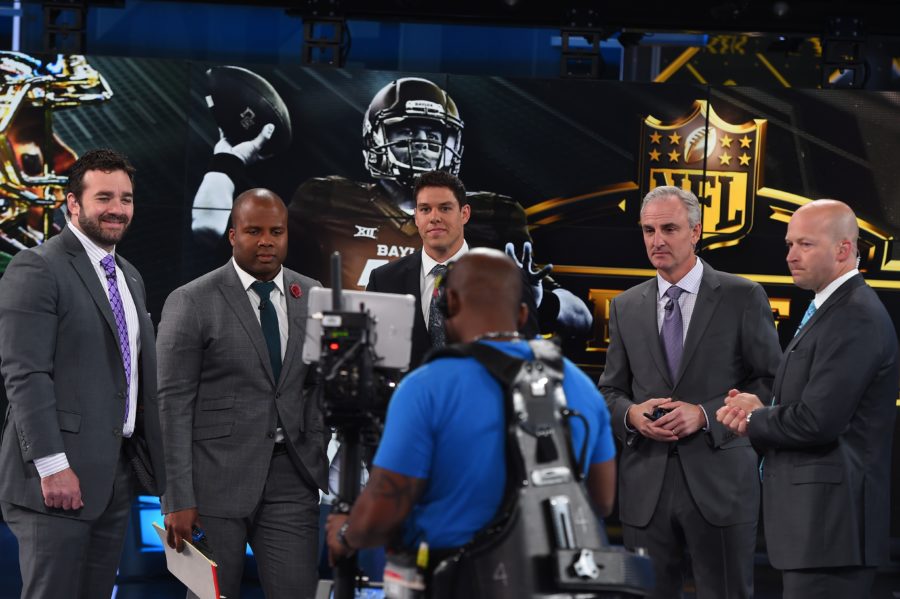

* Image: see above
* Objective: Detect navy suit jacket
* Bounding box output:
[748,274,898,569]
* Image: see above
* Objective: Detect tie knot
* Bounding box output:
[665,285,684,301]
[430,263,448,278]
[251,280,277,301]
[100,254,116,278]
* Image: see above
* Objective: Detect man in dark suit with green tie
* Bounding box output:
[158,189,328,599]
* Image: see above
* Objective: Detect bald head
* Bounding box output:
[443,248,527,343]
[786,199,859,292]
[232,188,286,225]
[794,199,858,247]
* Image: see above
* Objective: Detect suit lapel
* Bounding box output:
[784,274,862,354]
[64,229,119,342]
[775,274,864,398]
[640,279,672,387]
[281,273,309,387]
[218,265,277,386]
[406,252,427,330]
[675,265,721,386]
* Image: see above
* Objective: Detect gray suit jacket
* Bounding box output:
[157,263,328,518]
[598,260,781,527]
[748,274,898,570]
[0,227,164,520]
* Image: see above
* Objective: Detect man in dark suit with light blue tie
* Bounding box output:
[598,185,782,598]
[158,189,328,599]
[0,149,164,599]
[718,199,898,598]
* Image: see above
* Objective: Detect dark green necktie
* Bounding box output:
[251,280,282,382]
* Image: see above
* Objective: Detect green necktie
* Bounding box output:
[251,280,282,383]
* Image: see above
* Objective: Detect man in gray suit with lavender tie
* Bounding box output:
[0,149,165,599]
[158,189,328,599]
[597,186,782,598]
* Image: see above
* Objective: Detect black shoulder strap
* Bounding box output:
[426,342,525,388]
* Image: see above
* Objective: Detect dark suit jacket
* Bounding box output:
[598,260,782,527]
[0,227,164,520]
[747,274,898,570]
[157,263,328,518]
[366,249,541,370]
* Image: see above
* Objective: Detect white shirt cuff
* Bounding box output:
[699,405,710,430]
[34,453,70,478]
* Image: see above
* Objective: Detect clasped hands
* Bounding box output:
[626,398,706,442]
[715,389,765,436]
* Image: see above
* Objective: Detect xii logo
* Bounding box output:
[640,100,767,250]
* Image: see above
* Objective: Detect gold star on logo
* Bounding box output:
[720,134,733,148]
[739,153,751,166]
[668,149,680,163]
[649,132,662,144]
[649,148,661,162]
[739,135,752,148]
[719,153,732,166]
[668,132,682,145]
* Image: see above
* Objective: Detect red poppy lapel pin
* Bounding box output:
[289,283,302,299]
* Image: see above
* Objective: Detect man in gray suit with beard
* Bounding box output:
[0,149,164,599]
[718,200,898,599]
[158,189,328,599]
[598,185,782,598]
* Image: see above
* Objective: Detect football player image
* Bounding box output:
[191,72,592,337]
[0,52,113,271]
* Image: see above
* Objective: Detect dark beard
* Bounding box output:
[77,212,130,247]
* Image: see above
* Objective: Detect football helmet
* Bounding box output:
[362,77,463,187]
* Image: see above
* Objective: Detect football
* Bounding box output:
[683,126,717,164]
[205,66,292,155]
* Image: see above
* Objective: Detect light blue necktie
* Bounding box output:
[793,300,816,337]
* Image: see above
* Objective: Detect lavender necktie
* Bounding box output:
[660,285,685,381]
[101,254,131,422]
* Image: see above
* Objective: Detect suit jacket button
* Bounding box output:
[267,432,274,439]
[275,392,281,398]
[117,392,125,399]
[113,427,122,437]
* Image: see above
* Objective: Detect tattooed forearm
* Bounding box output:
[343,467,427,548]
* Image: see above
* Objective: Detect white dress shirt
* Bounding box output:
[420,241,469,324]
[813,269,859,309]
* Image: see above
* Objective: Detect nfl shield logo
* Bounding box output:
[640,100,767,251]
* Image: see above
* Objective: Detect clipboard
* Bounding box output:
[153,522,224,599]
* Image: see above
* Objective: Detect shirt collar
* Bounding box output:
[814,269,858,308]
[422,240,469,277]
[231,258,285,295]
[68,222,115,263]
[657,256,704,298]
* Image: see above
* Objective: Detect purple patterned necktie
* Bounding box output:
[101,254,131,422]
[660,285,685,381]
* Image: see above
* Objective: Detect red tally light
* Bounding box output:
[329,342,340,351]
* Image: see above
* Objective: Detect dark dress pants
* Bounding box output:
[623,453,756,599]
[188,447,320,599]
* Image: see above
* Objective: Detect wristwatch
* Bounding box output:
[337,521,353,550]
[745,410,754,425]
